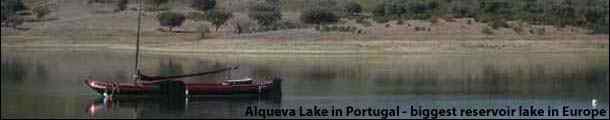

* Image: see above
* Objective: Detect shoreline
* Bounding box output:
[2,41,608,56]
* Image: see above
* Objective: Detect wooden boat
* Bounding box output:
[84,0,281,97]
[85,78,280,96]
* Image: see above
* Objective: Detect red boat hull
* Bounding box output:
[85,79,276,96]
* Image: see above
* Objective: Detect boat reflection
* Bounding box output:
[87,95,281,118]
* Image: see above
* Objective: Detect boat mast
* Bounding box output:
[134,0,143,83]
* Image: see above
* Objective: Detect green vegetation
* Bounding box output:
[592,15,608,34]
[370,0,608,34]
[2,0,607,35]
[187,12,207,21]
[249,0,282,26]
[146,0,169,11]
[373,0,438,20]
[206,10,233,31]
[191,0,216,11]
[300,8,338,25]
[157,12,186,31]
[1,0,26,27]
[343,1,362,16]
[32,4,51,19]
[355,18,372,27]
[116,0,128,12]
[232,15,256,34]
[1,0,27,20]
[489,19,509,29]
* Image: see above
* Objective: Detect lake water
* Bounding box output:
[2,50,608,119]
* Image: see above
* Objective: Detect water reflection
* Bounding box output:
[87,95,281,118]
[1,55,49,86]
[1,50,608,118]
[1,59,28,84]
[159,59,183,77]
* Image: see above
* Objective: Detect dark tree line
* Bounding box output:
[371,0,608,34]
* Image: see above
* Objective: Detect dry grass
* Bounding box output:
[2,1,608,54]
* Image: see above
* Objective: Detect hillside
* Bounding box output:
[1,0,608,54]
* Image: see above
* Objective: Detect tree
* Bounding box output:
[300,8,338,25]
[479,0,515,21]
[206,10,233,31]
[372,3,386,17]
[592,15,608,34]
[343,1,362,16]
[248,0,282,26]
[191,0,216,11]
[157,12,186,31]
[547,0,578,27]
[447,0,480,18]
[3,16,24,28]
[1,0,26,26]
[512,0,545,24]
[1,3,10,23]
[372,0,437,20]
[116,0,128,12]
[231,15,256,34]
[1,0,26,12]
[147,0,169,10]
[32,4,51,19]
[587,0,608,34]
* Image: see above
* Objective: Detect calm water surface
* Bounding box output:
[2,50,608,119]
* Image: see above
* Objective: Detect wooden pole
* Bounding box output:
[134,0,143,83]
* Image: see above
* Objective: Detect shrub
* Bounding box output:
[157,12,186,31]
[343,1,362,16]
[415,26,427,31]
[2,0,26,15]
[187,12,207,21]
[231,15,256,34]
[447,0,479,18]
[146,0,169,11]
[479,0,515,20]
[355,18,372,27]
[396,19,404,25]
[372,3,386,17]
[512,24,525,34]
[1,0,26,26]
[191,0,215,11]
[546,0,579,27]
[529,27,545,35]
[373,16,390,24]
[32,5,51,19]
[206,10,233,31]
[0,10,6,23]
[372,0,437,20]
[249,0,282,26]
[489,19,509,29]
[116,0,128,12]
[300,8,338,25]
[3,16,24,28]
[592,15,608,34]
